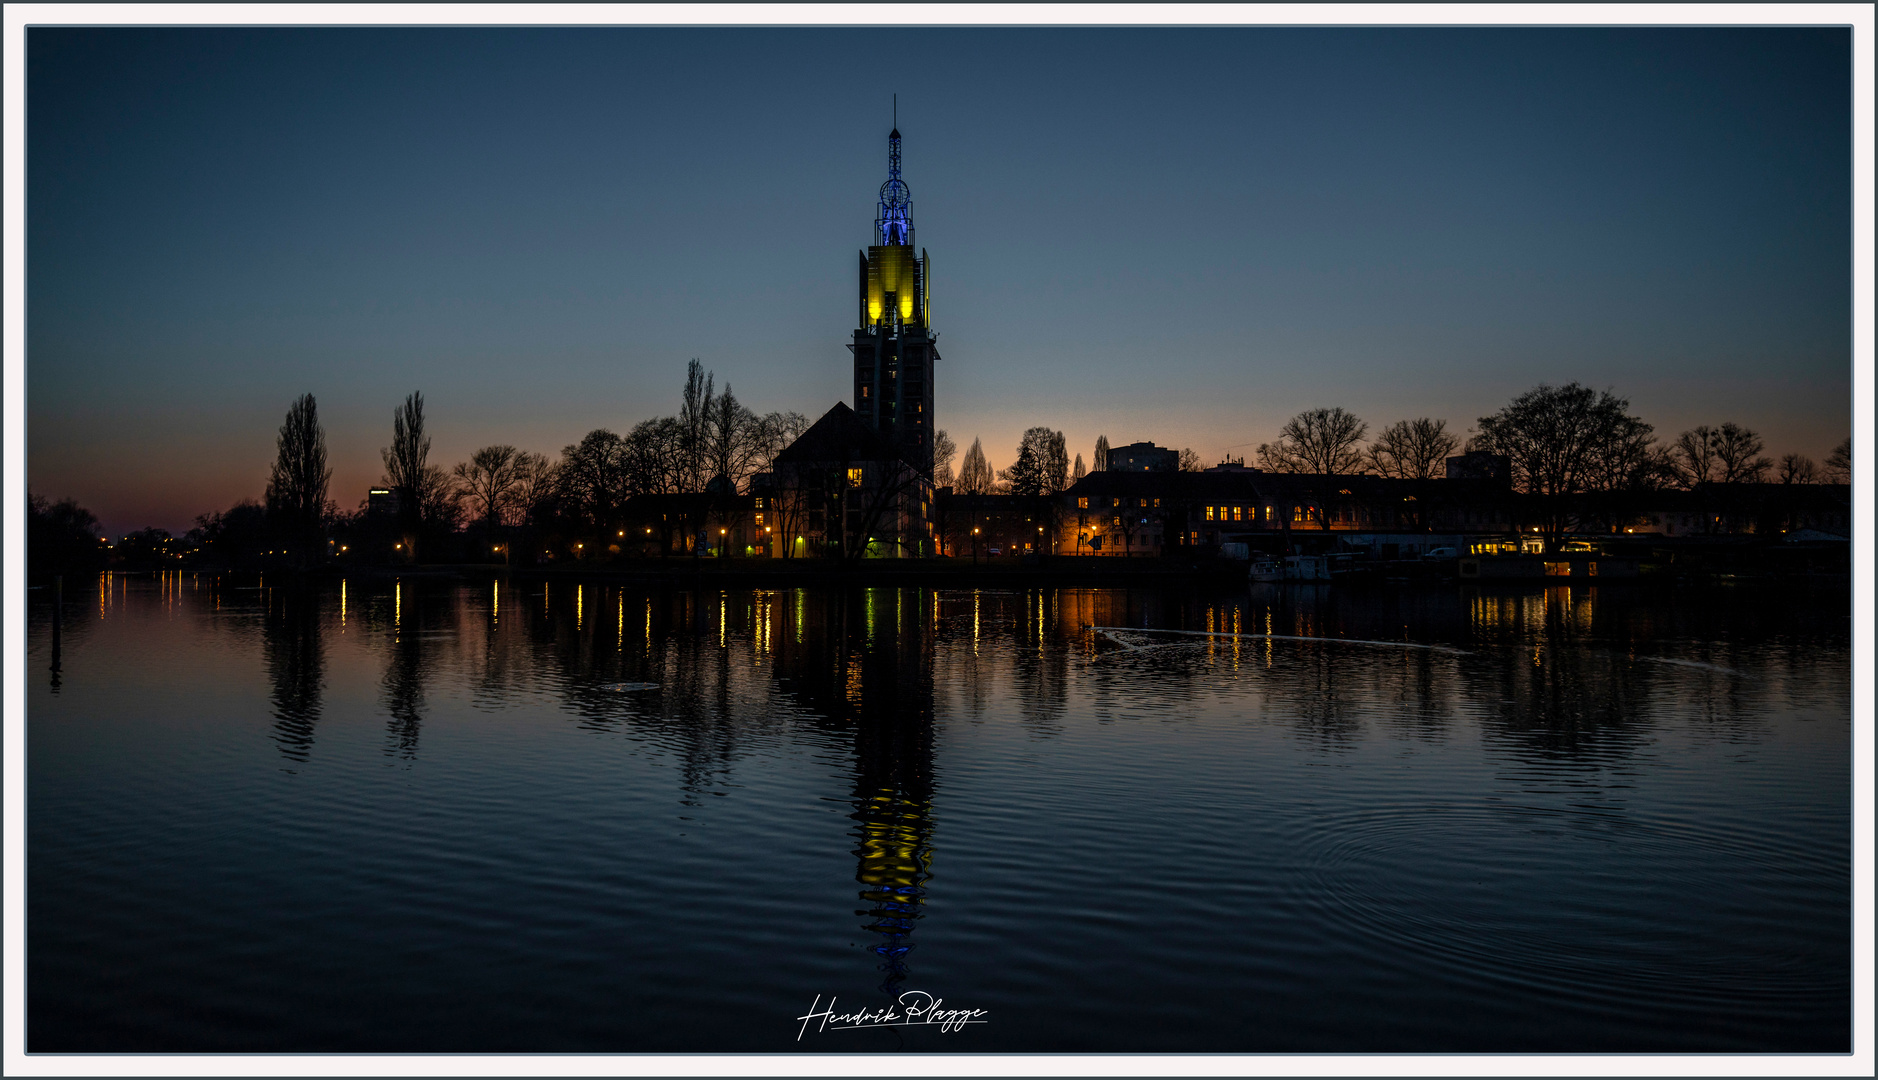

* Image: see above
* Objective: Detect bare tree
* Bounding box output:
[266,393,331,563]
[705,382,759,490]
[1778,453,1818,485]
[1071,453,1086,483]
[1258,407,1367,530]
[452,445,521,531]
[957,437,994,495]
[1713,422,1771,484]
[1178,447,1203,472]
[1093,435,1110,473]
[1823,437,1851,484]
[558,430,631,536]
[1672,426,1719,487]
[1367,418,1458,480]
[626,416,686,496]
[932,429,958,488]
[511,452,558,526]
[1259,407,1368,476]
[1579,412,1658,533]
[1474,383,1645,552]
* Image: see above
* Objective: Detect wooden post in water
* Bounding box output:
[50,574,63,685]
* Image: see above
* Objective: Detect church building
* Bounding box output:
[771,121,939,558]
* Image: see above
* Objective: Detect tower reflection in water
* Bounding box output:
[772,587,936,995]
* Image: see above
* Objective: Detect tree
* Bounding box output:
[453,445,522,531]
[678,359,714,493]
[932,429,958,488]
[380,391,452,556]
[1258,407,1367,530]
[510,453,558,522]
[1071,453,1086,483]
[1178,447,1203,472]
[1713,422,1771,484]
[1473,383,1645,552]
[1578,412,1658,534]
[625,416,686,496]
[999,428,1066,497]
[266,393,331,563]
[1778,453,1818,485]
[957,438,994,495]
[188,499,267,569]
[705,382,759,490]
[1043,430,1069,496]
[1823,437,1851,484]
[1093,435,1110,473]
[558,430,631,536]
[1367,418,1458,481]
[1672,426,1719,487]
[28,494,107,576]
[1258,407,1367,476]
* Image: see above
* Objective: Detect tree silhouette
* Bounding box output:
[380,392,453,557]
[453,445,522,531]
[1474,383,1645,552]
[1367,418,1457,481]
[1823,437,1851,484]
[266,393,331,565]
[1258,407,1367,530]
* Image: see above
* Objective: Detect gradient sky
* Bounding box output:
[27,26,1852,537]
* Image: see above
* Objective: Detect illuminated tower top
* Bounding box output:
[876,126,912,247]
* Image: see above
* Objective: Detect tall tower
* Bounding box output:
[851,123,936,478]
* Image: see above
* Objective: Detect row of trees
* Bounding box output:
[201,360,819,566]
[1234,387,1850,550]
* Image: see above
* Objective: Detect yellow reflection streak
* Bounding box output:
[341,580,347,629]
[972,590,981,656]
[577,585,584,630]
[617,590,624,650]
[395,581,402,628]
[492,579,499,627]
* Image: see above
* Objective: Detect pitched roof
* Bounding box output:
[773,402,904,465]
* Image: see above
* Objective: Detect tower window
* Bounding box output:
[861,386,869,398]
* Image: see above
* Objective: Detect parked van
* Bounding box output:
[1423,547,1458,560]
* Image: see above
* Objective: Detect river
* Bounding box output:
[25,572,1850,1052]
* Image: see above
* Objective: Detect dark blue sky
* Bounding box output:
[27,26,1851,536]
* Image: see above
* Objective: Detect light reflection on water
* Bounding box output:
[25,573,1849,1052]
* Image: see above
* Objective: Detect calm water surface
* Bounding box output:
[27,572,1849,1052]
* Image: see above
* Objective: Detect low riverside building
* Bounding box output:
[936,491,1052,558]
[1057,468,1522,557]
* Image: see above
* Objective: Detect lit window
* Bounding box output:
[847,467,863,488]
[1078,497,1089,509]
[862,386,869,398]
[754,497,763,509]
[754,513,764,525]
[1205,506,1215,521]
[1112,497,1121,508]
[1233,506,1243,521]
[1265,505,1273,520]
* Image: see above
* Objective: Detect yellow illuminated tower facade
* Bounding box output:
[852,124,936,478]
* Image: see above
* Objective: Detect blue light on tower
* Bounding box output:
[876,127,912,246]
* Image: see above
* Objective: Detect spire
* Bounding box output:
[876,106,912,247]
